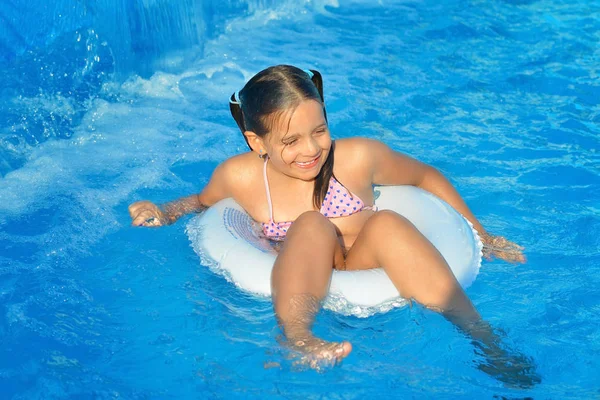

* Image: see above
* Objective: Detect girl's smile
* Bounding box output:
[293,153,321,169]
[264,99,331,180]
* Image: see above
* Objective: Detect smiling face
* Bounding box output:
[260,99,331,181]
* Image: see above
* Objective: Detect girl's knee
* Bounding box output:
[289,211,337,237]
[294,210,327,224]
[368,210,417,236]
[361,211,431,259]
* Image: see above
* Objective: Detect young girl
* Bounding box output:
[129,65,535,385]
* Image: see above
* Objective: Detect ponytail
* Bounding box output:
[313,141,335,209]
[229,92,251,149]
[305,69,334,209]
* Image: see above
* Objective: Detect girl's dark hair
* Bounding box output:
[229,65,333,209]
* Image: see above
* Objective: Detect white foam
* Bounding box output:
[1,2,355,267]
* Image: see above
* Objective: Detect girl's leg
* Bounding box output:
[345,211,539,387]
[345,210,479,324]
[271,211,352,365]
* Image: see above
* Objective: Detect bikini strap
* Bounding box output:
[263,157,274,221]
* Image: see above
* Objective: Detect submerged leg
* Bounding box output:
[346,210,540,387]
[270,211,352,369]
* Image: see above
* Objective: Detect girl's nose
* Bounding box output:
[303,136,319,155]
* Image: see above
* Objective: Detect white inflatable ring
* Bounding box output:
[187,185,483,317]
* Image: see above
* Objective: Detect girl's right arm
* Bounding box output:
[129,163,232,227]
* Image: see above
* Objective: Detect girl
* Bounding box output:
[129,65,535,385]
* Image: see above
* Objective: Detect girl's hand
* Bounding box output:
[129,201,167,227]
[480,233,526,264]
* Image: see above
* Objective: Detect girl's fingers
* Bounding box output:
[128,202,150,218]
[482,236,527,263]
[494,249,526,264]
[145,217,162,227]
[128,201,160,220]
[499,238,523,250]
[509,242,525,251]
[132,209,161,227]
[484,235,525,252]
[494,237,508,246]
[132,215,149,226]
[482,247,493,261]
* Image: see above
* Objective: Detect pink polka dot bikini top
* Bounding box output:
[260,158,377,240]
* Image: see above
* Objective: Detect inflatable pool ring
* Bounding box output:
[186,185,483,317]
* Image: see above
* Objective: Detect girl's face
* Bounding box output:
[264,99,331,181]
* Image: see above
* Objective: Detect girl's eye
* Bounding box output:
[314,128,327,135]
[283,139,298,146]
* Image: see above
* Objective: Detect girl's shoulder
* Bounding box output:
[217,151,264,179]
[199,152,264,208]
[334,137,383,173]
[217,152,262,187]
[335,136,383,157]
[220,151,260,168]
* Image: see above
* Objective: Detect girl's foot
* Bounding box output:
[288,335,352,371]
[475,341,541,389]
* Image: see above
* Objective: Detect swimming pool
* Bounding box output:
[1,0,599,398]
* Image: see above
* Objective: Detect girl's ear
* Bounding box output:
[243,131,267,156]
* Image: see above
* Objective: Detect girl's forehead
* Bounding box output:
[267,100,325,141]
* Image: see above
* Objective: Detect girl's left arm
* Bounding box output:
[361,138,525,263]
[365,139,485,234]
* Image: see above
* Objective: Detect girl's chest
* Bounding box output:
[231,157,374,227]
[244,183,317,223]
[237,178,374,227]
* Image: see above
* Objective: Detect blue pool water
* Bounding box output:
[1,0,599,398]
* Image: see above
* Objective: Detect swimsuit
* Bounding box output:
[260,158,377,240]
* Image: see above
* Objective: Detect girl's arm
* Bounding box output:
[361,139,483,231]
[129,163,232,227]
[358,138,525,263]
